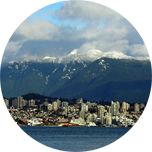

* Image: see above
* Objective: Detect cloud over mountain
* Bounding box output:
[2,1,149,63]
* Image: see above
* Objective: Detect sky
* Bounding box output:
[2,0,149,62]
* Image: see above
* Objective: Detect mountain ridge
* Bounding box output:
[1,55,151,103]
[3,49,150,66]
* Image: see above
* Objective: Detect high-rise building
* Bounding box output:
[57,99,61,108]
[122,101,127,112]
[81,103,88,112]
[97,106,105,124]
[122,101,130,112]
[134,103,140,112]
[116,101,120,112]
[76,98,83,107]
[52,101,58,111]
[79,111,85,119]
[111,101,120,116]
[85,105,88,112]
[4,99,9,107]
[48,104,52,111]
[28,99,35,107]
[140,103,145,110]
[12,99,18,108]
[111,101,116,116]
[18,96,23,108]
[62,101,69,107]
[126,103,130,111]
[107,106,111,113]
[105,112,112,125]
[23,100,27,107]
[97,106,104,118]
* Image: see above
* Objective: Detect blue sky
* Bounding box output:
[28,1,64,24]
[28,1,86,27]
[3,1,148,62]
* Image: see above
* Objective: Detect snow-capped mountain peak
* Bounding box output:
[66,49,134,61]
[86,49,102,55]
[68,49,78,56]
[85,49,102,59]
[65,49,103,62]
[8,49,149,65]
[42,56,56,60]
[42,56,56,62]
[102,51,132,59]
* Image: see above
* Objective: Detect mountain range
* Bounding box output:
[1,50,151,103]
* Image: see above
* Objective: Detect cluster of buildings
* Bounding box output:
[4,97,145,127]
[5,97,35,109]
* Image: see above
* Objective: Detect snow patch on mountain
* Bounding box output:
[67,68,76,74]
[45,75,50,85]
[98,59,105,65]
[20,64,29,74]
[33,69,43,77]
[98,59,109,71]
[52,68,58,74]
[61,74,71,80]
[15,65,19,69]
[63,64,67,72]
[60,67,77,81]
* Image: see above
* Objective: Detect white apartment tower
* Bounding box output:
[97,106,105,118]
[134,103,140,112]
[105,112,112,125]
[52,101,58,111]
[47,104,52,111]
[111,101,120,116]
[81,103,88,112]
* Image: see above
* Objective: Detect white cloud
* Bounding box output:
[56,24,128,43]
[56,1,122,23]
[2,1,149,62]
[102,26,128,41]
[129,44,149,56]
[3,41,23,62]
[14,53,41,61]
[5,41,22,52]
[14,20,59,41]
[0,41,22,53]
[4,22,148,62]
[74,39,129,54]
[67,27,130,53]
